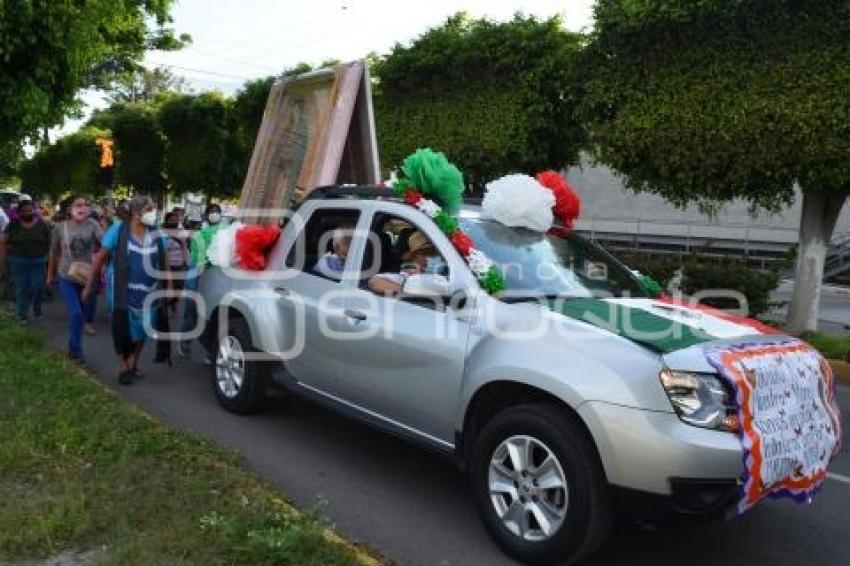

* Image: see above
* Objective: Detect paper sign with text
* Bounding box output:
[705,340,842,514]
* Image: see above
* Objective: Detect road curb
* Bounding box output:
[829,360,850,386]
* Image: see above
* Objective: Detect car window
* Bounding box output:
[285,208,360,282]
[459,218,646,298]
[354,214,452,310]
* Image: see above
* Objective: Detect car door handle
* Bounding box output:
[273,286,290,296]
[344,309,367,321]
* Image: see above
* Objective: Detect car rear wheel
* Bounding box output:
[213,317,268,414]
[470,403,612,564]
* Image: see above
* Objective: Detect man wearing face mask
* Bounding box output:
[368,231,447,295]
[85,195,170,384]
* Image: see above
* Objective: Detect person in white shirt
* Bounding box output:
[313,226,354,280]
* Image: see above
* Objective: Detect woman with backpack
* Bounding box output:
[85,195,170,385]
[2,199,51,324]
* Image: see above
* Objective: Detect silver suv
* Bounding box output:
[196,187,780,564]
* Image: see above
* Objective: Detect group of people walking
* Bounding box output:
[1,194,225,385]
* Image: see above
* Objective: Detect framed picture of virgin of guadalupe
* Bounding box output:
[238,60,381,225]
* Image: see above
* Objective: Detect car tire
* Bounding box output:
[212,317,268,414]
[469,403,612,565]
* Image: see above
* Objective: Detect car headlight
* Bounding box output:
[659,369,739,432]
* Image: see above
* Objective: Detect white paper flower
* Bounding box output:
[482,174,555,232]
[417,198,441,218]
[207,222,242,267]
[466,248,493,277]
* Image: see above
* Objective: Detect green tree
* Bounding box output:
[109,104,166,195]
[372,13,585,191]
[230,76,276,182]
[105,65,191,104]
[579,0,850,332]
[157,92,233,197]
[19,127,109,199]
[0,0,186,166]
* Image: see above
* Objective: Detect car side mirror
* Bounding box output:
[402,274,451,297]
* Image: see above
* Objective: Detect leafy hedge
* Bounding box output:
[373,13,584,190]
[618,252,781,317]
[801,331,850,361]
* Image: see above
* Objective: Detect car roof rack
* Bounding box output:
[305,185,396,201]
[303,185,486,207]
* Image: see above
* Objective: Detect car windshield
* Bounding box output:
[459,217,647,298]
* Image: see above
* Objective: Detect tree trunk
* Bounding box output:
[786,190,847,333]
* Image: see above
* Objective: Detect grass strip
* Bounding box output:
[802,330,850,361]
[0,315,381,565]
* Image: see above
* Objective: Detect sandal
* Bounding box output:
[132,368,145,379]
[118,370,134,386]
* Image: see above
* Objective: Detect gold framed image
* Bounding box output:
[238,60,380,224]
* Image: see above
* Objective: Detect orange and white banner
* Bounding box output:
[705,340,842,513]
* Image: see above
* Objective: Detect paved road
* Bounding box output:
[35,302,850,566]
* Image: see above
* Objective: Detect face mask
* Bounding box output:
[208,212,221,224]
[141,209,158,227]
[424,256,447,275]
[72,206,89,221]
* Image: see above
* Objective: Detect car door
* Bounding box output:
[272,205,363,393]
[330,208,474,445]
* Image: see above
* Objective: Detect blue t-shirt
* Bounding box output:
[102,222,165,310]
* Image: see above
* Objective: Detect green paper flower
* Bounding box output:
[402,148,464,215]
[639,275,662,298]
[433,211,459,234]
[392,177,411,197]
[479,266,506,293]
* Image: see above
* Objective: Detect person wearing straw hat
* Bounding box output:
[368,230,445,295]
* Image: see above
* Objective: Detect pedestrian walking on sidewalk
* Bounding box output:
[179,203,222,358]
[47,196,102,364]
[163,211,189,313]
[86,195,171,385]
[2,199,51,324]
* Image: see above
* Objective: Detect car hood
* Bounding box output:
[539,295,787,363]
[497,296,799,411]
[662,332,797,372]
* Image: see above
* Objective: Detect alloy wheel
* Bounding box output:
[216,335,245,399]
[488,434,569,542]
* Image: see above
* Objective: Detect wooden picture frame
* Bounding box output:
[238,60,380,224]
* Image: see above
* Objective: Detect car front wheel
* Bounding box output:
[470,403,612,564]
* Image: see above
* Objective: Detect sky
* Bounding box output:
[61,0,594,136]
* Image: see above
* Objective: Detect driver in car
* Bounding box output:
[368,231,445,294]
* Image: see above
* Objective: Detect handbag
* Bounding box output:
[63,222,93,286]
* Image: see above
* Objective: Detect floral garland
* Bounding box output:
[392,179,505,293]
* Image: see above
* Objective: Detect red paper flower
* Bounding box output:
[536,170,581,229]
[404,189,423,205]
[451,230,474,256]
[235,225,281,271]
